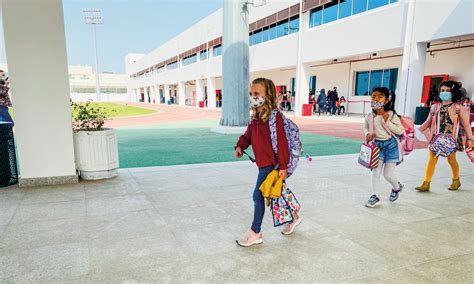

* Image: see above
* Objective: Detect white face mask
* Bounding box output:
[250,96,265,108]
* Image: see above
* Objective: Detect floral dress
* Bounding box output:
[439,104,464,152]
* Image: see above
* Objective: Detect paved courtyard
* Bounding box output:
[0,149,473,282]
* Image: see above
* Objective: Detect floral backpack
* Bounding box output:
[428,104,462,157]
[268,109,302,178]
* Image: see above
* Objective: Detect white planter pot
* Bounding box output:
[74,128,119,180]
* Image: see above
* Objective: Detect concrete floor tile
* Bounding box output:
[407,253,474,283]
[88,233,187,274]
[402,217,474,253]
[86,209,166,240]
[84,180,142,199]
[85,194,154,216]
[10,200,86,224]
[0,242,89,282]
[0,217,89,251]
[21,185,85,204]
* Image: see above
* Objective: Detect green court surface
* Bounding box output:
[74,102,156,117]
[117,127,362,168]
[8,103,156,119]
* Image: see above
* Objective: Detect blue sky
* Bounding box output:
[0,0,222,73]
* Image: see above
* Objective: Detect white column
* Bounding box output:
[135,88,140,102]
[398,0,426,117]
[295,63,310,116]
[207,77,217,108]
[178,81,186,106]
[195,79,204,107]
[164,84,171,103]
[2,0,77,186]
[294,4,310,117]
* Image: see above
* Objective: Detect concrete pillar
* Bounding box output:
[178,81,186,106]
[294,6,309,117]
[196,79,204,107]
[2,0,77,186]
[295,63,310,116]
[207,77,217,108]
[220,0,249,126]
[164,84,171,103]
[398,0,426,117]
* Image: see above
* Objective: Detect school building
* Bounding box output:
[0,63,128,102]
[126,0,473,117]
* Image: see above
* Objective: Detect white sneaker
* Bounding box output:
[281,216,302,235]
[236,229,263,247]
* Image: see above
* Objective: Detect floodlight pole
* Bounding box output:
[83,9,102,102]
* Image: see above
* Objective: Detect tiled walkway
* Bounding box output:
[0,149,472,282]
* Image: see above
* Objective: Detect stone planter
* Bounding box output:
[73,128,119,180]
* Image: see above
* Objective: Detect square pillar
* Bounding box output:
[195,79,204,107]
[2,0,77,186]
[207,77,217,109]
[294,63,310,117]
[178,81,186,106]
[398,42,427,118]
[164,84,171,103]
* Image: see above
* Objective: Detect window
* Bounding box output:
[182,54,197,66]
[382,68,398,90]
[368,0,389,10]
[249,32,255,46]
[167,61,178,70]
[323,1,339,24]
[213,44,222,57]
[268,24,277,40]
[355,71,369,96]
[309,76,317,93]
[355,68,398,96]
[276,19,289,38]
[200,50,208,61]
[253,28,263,45]
[309,7,323,27]
[369,70,383,92]
[353,0,368,15]
[262,26,269,42]
[288,16,299,34]
[339,0,352,19]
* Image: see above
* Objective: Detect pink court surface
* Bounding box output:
[105,103,428,148]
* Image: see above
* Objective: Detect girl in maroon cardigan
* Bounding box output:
[235,78,293,247]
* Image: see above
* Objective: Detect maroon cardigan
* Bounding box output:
[236,111,290,170]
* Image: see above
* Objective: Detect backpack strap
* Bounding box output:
[368,113,375,135]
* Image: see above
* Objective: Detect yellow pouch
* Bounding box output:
[259,170,283,206]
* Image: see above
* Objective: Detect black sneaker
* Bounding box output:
[389,183,404,202]
[365,194,381,208]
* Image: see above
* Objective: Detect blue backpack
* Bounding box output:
[268,109,302,178]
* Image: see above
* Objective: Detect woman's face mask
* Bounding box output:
[439,91,452,101]
[250,96,265,108]
[370,101,385,110]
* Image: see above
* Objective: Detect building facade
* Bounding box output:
[0,63,128,102]
[126,0,473,117]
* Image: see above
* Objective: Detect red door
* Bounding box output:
[421,74,449,105]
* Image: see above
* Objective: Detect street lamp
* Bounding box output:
[83,9,102,102]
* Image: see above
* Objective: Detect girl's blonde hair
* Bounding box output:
[251,78,278,123]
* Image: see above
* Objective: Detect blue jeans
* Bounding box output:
[251,166,274,234]
[374,137,400,164]
[329,101,336,115]
[0,106,13,125]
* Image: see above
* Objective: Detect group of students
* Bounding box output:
[313,87,347,116]
[235,77,473,247]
